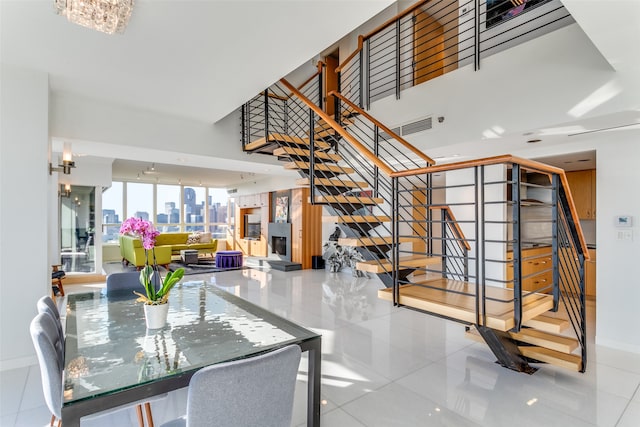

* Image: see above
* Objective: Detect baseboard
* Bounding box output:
[595,336,640,354]
[0,355,37,371]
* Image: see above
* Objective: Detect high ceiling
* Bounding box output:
[0,0,394,123]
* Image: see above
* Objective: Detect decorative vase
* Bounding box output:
[143,303,169,329]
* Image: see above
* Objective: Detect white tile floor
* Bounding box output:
[2,266,640,426]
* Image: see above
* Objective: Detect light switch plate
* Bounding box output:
[617,230,633,241]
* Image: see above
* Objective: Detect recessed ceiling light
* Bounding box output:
[526,139,542,143]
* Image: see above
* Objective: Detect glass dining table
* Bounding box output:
[62,281,321,426]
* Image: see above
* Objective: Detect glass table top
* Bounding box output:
[63,281,319,405]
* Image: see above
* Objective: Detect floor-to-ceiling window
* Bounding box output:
[102,181,228,241]
[156,184,181,232]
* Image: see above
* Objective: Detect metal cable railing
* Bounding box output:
[337,0,573,107]
[392,157,587,371]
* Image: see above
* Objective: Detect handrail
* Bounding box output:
[364,0,430,40]
[428,205,471,251]
[391,154,589,259]
[280,78,394,176]
[295,61,324,94]
[330,90,435,166]
[336,35,363,73]
[337,0,431,73]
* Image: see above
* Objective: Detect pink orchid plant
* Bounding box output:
[120,217,184,305]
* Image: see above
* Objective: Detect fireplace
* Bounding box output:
[272,236,287,256]
[267,222,291,261]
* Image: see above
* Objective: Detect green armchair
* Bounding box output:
[120,234,172,270]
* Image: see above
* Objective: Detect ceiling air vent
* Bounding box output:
[227,188,238,194]
[401,117,432,136]
[379,127,400,141]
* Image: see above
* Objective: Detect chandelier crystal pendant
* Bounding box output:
[54,0,134,35]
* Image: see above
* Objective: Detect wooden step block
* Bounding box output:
[522,315,569,334]
[356,255,440,273]
[314,128,337,140]
[311,195,383,206]
[284,161,354,175]
[323,215,391,223]
[338,236,413,247]
[510,329,579,354]
[244,133,330,152]
[315,117,354,133]
[519,346,582,371]
[296,178,367,189]
[273,147,342,162]
[378,280,554,332]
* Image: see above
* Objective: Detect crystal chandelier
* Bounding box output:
[54,0,134,35]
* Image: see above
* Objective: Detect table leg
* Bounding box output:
[307,337,321,427]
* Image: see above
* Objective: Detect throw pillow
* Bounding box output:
[199,232,212,243]
[186,233,200,245]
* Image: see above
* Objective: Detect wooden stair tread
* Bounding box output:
[464,327,578,355]
[519,346,582,371]
[315,117,354,132]
[311,195,383,205]
[296,178,367,188]
[273,147,341,162]
[339,236,413,247]
[245,133,330,151]
[378,280,554,332]
[510,329,579,354]
[284,161,354,174]
[323,215,390,223]
[356,255,440,273]
[523,315,569,334]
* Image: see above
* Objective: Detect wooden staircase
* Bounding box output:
[465,318,582,371]
[242,79,586,374]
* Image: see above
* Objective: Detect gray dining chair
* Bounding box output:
[106,271,145,294]
[160,345,302,427]
[37,296,64,362]
[31,312,149,427]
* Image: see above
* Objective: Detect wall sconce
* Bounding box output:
[61,183,71,198]
[50,142,75,175]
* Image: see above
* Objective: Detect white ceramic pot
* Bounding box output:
[143,303,169,329]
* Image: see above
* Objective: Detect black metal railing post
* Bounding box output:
[474,0,481,71]
[511,164,522,332]
[551,173,560,312]
[263,90,270,142]
[373,126,380,198]
[309,108,316,204]
[426,173,433,255]
[441,209,447,277]
[395,18,401,100]
[318,64,324,112]
[241,103,247,149]
[392,177,399,305]
[365,39,371,110]
[474,166,482,326]
[336,71,343,124]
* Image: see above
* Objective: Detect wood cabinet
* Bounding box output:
[566,169,596,219]
[230,192,271,256]
[585,249,596,298]
[506,246,553,293]
[291,187,323,269]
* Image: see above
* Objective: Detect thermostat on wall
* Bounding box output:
[616,215,632,227]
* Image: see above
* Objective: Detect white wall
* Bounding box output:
[593,136,640,353]
[366,23,637,152]
[0,64,50,369]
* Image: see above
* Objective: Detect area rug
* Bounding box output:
[103,261,247,276]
